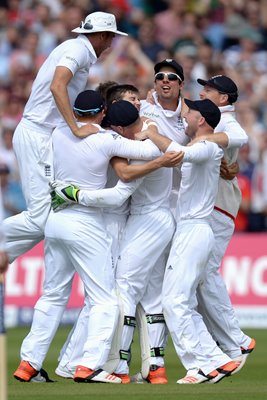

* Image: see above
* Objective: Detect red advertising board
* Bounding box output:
[4,234,267,327]
[5,241,84,309]
[221,233,267,306]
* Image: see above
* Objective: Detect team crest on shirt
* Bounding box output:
[111,133,120,140]
[44,165,51,177]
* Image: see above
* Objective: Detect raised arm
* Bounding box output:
[50,66,99,138]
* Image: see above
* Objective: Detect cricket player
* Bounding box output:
[140,59,189,219]
[13,90,171,384]
[195,76,255,368]
[137,98,240,384]
[3,12,127,263]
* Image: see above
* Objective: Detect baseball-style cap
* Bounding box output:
[72,11,128,36]
[154,59,184,82]
[197,75,238,96]
[106,100,139,127]
[73,90,105,115]
[184,98,221,129]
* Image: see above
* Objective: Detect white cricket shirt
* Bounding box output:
[215,105,248,218]
[52,123,161,191]
[78,121,172,214]
[24,35,97,130]
[167,140,223,220]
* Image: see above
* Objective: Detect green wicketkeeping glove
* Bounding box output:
[49,181,80,212]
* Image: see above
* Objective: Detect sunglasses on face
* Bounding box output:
[154,72,182,82]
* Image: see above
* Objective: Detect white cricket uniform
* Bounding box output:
[20,123,161,371]
[197,105,251,357]
[162,139,233,375]
[3,35,97,263]
[140,94,189,219]
[65,151,175,374]
[135,95,188,368]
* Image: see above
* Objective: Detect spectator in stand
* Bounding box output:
[235,99,265,163]
[235,174,252,232]
[248,132,267,231]
[237,143,256,182]
[137,17,165,62]
[0,162,26,218]
[31,3,60,55]
[0,122,20,181]
[154,0,188,51]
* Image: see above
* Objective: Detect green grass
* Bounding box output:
[7,326,267,400]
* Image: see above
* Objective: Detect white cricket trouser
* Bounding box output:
[140,246,171,367]
[20,208,119,371]
[162,220,231,376]
[197,209,251,358]
[58,212,128,371]
[115,207,175,374]
[3,119,53,262]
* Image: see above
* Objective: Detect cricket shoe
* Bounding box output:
[207,360,241,383]
[146,365,168,384]
[241,338,256,356]
[111,373,131,384]
[74,366,121,383]
[232,338,256,375]
[14,360,53,382]
[177,368,218,384]
[55,365,75,379]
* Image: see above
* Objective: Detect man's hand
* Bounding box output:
[49,181,80,212]
[72,123,99,139]
[220,159,239,180]
[145,89,156,105]
[159,151,184,167]
[134,130,150,141]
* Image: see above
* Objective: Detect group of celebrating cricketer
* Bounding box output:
[1,11,255,385]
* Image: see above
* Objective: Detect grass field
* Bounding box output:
[7,326,267,400]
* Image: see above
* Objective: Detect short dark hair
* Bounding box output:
[95,81,118,100]
[106,84,140,106]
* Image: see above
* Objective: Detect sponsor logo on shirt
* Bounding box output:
[142,111,160,119]
[65,56,79,67]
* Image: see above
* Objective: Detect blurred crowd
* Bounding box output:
[0,0,266,231]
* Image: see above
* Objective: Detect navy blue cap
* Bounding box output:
[184,98,221,129]
[73,90,105,115]
[197,75,238,103]
[106,100,139,127]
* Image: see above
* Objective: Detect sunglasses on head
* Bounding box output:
[80,20,93,30]
[155,72,182,82]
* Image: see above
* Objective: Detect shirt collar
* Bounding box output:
[219,104,235,113]
[77,34,97,63]
[153,92,182,115]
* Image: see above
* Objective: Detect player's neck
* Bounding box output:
[158,97,178,111]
